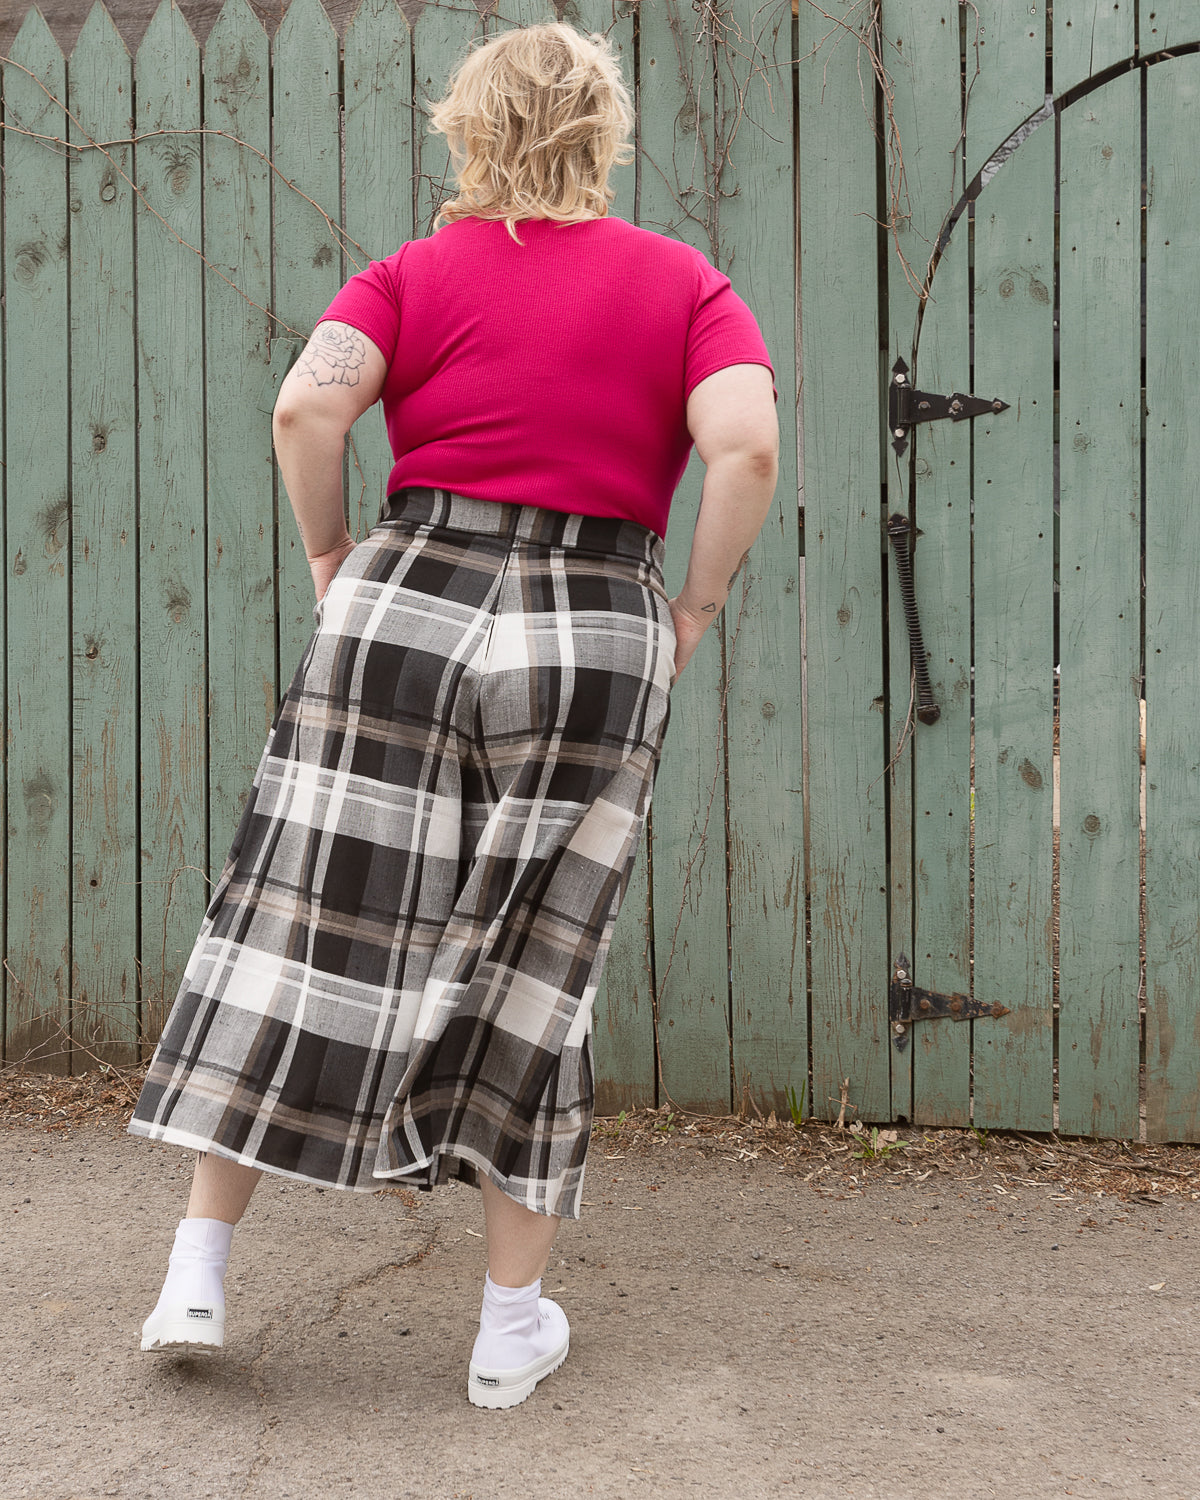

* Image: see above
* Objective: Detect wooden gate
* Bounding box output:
[805,0,1200,1140]
[2,0,1199,1143]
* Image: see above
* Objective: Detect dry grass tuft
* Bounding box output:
[3,1071,1198,1204]
[0,1062,150,1130]
[591,1105,1200,1203]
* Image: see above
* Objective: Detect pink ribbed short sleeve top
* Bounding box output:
[316,215,776,540]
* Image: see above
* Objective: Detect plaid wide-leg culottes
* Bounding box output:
[129,489,675,1220]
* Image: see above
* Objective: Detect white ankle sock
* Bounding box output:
[150,1217,234,1317]
[472,1271,558,1371]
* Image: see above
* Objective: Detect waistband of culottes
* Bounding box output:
[381,487,666,575]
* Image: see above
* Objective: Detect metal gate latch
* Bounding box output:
[889,953,1010,1051]
[888,357,1009,456]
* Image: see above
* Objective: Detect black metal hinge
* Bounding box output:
[888,358,1010,456]
[889,954,1011,1051]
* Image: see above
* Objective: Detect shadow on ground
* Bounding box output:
[2,1118,1198,1500]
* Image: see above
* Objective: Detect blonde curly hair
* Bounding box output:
[428,22,635,243]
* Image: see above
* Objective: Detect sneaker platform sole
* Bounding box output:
[140,1313,225,1353]
[468,1334,569,1410]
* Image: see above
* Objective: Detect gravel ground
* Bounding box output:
[2,1074,1200,1500]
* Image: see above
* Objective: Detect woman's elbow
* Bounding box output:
[731,434,780,486]
[272,392,344,446]
[271,388,310,435]
[710,407,780,483]
[746,446,779,483]
[271,400,298,441]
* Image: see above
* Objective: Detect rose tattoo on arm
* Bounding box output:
[294,323,368,387]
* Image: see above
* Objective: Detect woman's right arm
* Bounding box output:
[273,321,388,600]
[670,363,780,683]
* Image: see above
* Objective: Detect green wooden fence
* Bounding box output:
[3,0,1199,1144]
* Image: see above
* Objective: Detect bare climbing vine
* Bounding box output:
[800,0,919,295]
[0,51,397,539]
[0,54,373,323]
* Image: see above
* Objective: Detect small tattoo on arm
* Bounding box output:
[701,601,718,612]
[294,323,367,387]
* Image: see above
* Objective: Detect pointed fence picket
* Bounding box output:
[134,0,207,1049]
[4,10,72,1071]
[68,4,139,1066]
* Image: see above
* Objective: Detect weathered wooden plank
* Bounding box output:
[905,239,974,1129]
[343,0,412,258]
[574,0,648,1108]
[3,13,72,1069]
[721,0,803,1116]
[0,27,8,1060]
[885,0,971,1126]
[964,0,1047,183]
[68,3,138,1068]
[574,0,637,225]
[639,0,731,1113]
[1056,72,1141,1138]
[969,121,1055,1131]
[885,489,915,1125]
[343,0,412,535]
[134,0,208,1055]
[412,0,483,240]
[1052,0,1134,97]
[493,0,558,28]
[202,0,275,875]
[272,0,341,683]
[1144,56,1200,1142]
[1144,3,1200,50]
[798,0,889,1124]
[591,849,656,1114]
[883,0,965,348]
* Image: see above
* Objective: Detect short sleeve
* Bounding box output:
[314,249,406,362]
[683,252,777,404]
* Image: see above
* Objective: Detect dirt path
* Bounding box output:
[2,1112,1199,1500]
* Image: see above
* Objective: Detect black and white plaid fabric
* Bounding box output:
[129,489,674,1219]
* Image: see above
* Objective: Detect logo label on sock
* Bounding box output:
[474,1375,500,1387]
[186,1308,214,1320]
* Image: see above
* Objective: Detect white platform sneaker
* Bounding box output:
[468,1293,570,1409]
[140,1217,232,1354]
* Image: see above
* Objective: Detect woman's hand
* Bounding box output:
[667,595,712,685]
[308,537,357,601]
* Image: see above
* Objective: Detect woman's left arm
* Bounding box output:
[273,320,389,600]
